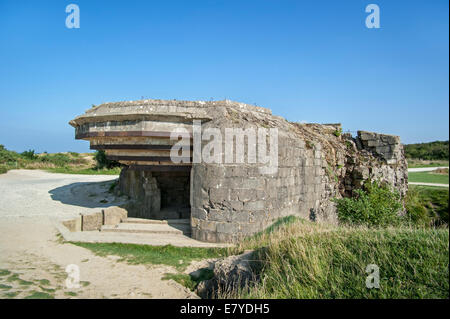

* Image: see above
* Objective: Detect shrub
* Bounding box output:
[94,150,121,169]
[333,180,403,227]
[21,149,37,160]
[405,186,449,226]
[333,127,342,137]
[39,153,73,166]
[0,146,20,163]
[404,187,432,227]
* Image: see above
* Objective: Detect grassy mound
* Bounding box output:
[0,144,120,175]
[231,221,449,299]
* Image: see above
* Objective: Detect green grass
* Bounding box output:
[408,172,449,184]
[0,284,12,290]
[4,272,38,287]
[405,185,449,226]
[40,286,56,293]
[64,291,78,297]
[163,268,215,291]
[3,291,20,298]
[0,269,11,276]
[6,274,20,282]
[162,273,197,290]
[71,242,228,271]
[229,223,449,299]
[24,291,54,299]
[37,279,51,286]
[18,279,33,286]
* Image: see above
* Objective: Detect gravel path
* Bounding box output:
[407,166,449,172]
[408,182,449,188]
[0,170,197,299]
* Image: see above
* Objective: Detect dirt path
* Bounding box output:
[0,170,196,299]
[408,182,449,188]
[408,166,449,172]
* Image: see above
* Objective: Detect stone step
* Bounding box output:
[123,218,167,224]
[101,222,190,235]
[123,217,190,225]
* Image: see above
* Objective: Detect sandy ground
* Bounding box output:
[0,170,196,299]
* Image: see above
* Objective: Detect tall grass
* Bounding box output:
[405,185,449,226]
[226,221,449,299]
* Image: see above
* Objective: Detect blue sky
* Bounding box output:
[0,0,448,153]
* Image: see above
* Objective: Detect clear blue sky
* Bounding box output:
[0,0,448,153]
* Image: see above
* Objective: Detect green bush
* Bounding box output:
[21,149,37,160]
[404,141,449,160]
[333,127,342,137]
[94,150,121,169]
[333,181,403,227]
[404,188,431,227]
[405,186,449,226]
[39,153,73,166]
[0,146,20,163]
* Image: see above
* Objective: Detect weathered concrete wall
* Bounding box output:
[118,167,191,219]
[190,134,332,243]
[118,167,161,219]
[70,99,408,243]
[188,108,408,243]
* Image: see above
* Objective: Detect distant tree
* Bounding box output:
[404,141,449,160]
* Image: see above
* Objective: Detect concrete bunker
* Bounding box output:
[70,99,408,243]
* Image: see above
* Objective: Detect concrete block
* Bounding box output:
[82,211,103,231]
[191,207,207,219]
[62,216,82,232]
[103,206,127,225]
[217,222,239,234]
[199,219,217,232]
[210,187,230,203]
[209,209,230,222]
[243,200,265,211]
